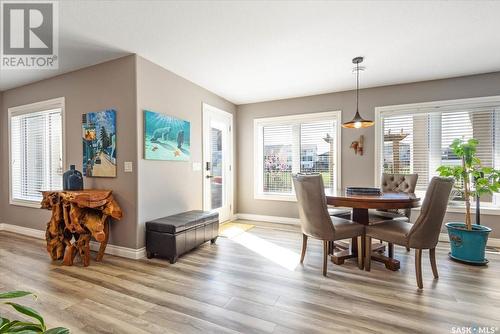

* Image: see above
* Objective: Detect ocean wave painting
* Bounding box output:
[144,110,191,161]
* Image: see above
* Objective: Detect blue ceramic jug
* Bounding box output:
[63,165,84,190]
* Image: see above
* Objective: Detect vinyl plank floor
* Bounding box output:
[1,221,499,334]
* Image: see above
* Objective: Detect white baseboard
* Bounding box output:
[0,223,145,260]
[235,213,300,225]
[0,223,46,239]
[234,213,500,248]
[89,242,146,260]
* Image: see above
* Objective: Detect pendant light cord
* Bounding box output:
[356,61,359,112]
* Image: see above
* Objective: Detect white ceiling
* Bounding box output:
[1,1,500,104]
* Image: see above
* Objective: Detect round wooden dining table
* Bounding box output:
[325,190,420,271]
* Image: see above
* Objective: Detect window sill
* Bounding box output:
[411,204,500,216]
[254,193,297,202]
[10,199,42,209]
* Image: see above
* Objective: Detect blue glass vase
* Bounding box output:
[63,165,84,190]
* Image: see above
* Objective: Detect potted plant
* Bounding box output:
[437,138,500,264]
[0,290,69,333]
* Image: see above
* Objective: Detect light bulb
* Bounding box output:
[354,121,362,129]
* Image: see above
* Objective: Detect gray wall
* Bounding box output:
[236,72,500,238]
[135,56,236,248]
[0,54,236,250]
[0,55,139,248]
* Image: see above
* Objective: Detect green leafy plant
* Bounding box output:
[0,291,69,334]
[437,138,500,230]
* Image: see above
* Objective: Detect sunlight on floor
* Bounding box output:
[228,228,301,271]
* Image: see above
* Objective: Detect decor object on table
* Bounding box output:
[144,110,191,161]
[342,57,374,129]
[82,109,117,177]
[346,186,381,196]
[350,135,364,155]
[437,138,500,265]
[0,290,69,333]
[41,190,122,266]
[63,165,83,190]
[146,210,218,264]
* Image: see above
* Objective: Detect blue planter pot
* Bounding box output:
[446,222,491,265]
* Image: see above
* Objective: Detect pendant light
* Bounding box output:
[342,56,374,129]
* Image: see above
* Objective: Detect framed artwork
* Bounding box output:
[82,109,117,177]
[144,110,191,161]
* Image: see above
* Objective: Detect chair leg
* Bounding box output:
[429,248,439,279]
[323,241,328,276]
[415,249,423,289]
[300,234,308,264]
[388,243,394,258]
[364,236,372,271]
[357,236,364,270]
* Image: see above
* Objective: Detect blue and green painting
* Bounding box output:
[144,110,191,161]
[82,109,117,177]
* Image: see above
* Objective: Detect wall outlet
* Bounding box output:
[192,162,202,171]
[124,161,133,173]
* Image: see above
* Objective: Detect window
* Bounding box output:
[254,111,341,201]
[375,96,500,207]
[9,98,65,207]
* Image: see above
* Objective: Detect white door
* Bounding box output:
[203,104,233,222]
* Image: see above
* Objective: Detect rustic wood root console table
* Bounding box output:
[41,190,122,266]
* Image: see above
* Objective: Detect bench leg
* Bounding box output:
[211,237,218,244]
[146,251,154,259]
[169,256,178,264]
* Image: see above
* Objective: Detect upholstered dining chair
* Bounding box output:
[292,174,364,276]
[370,173,419,221]
[369,173,418,253]
[364,177,454,289]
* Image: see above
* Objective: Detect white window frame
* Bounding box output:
[254,110,342,201]
[374,95,500,213]
[8,97,66,208]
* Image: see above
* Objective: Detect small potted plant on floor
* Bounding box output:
[437,138,500,264]
[0,290,69,333]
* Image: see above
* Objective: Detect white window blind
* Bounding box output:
[256,111,340,200]
[378,101,500,205]
[10,103,63,205]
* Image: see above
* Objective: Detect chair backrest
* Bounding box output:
[292,174,335,240]
[408,177,454,249]
[379,173,418,217]
[381,173,418,193]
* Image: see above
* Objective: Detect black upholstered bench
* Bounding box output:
[145,210,219,263]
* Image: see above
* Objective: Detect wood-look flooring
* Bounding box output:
[1,221,499,334]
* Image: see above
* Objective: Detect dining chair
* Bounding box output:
[369,173,418,253]
[364,177,454,289]
[370,173,419,221]
[292,174,364,276]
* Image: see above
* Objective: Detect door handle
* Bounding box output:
[206,175,214,179]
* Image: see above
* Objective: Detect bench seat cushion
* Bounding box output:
[146,210,218,234]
